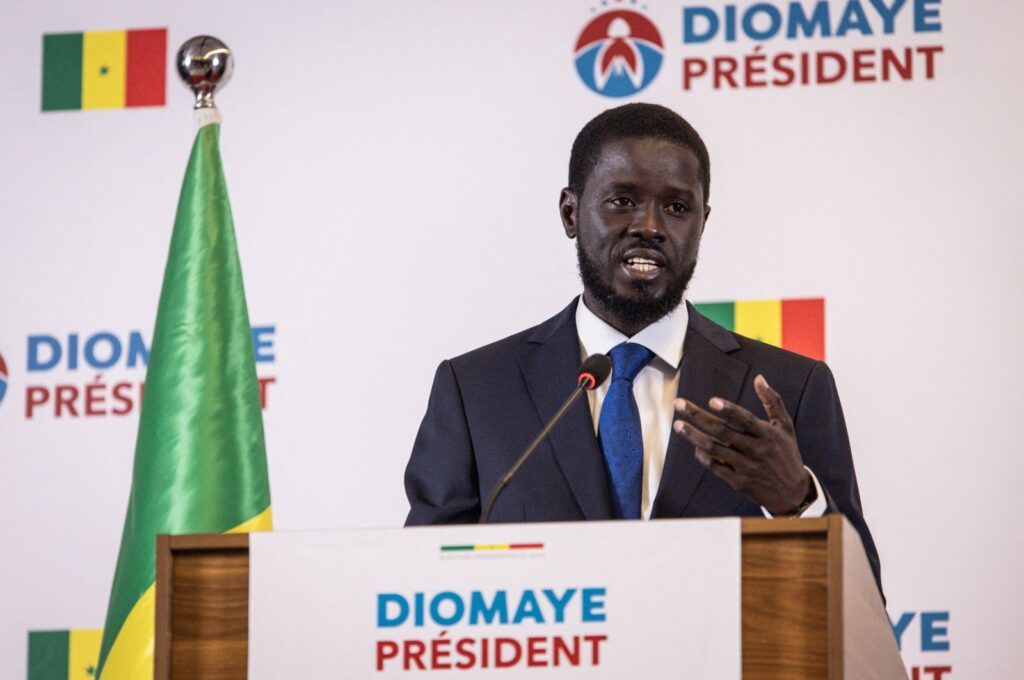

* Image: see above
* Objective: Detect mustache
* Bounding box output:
[617,238,666,257]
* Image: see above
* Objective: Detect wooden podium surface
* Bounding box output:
[155,516,905,679]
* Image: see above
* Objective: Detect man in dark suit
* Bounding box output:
[404,103,881,593]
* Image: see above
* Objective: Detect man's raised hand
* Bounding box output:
[672,374,812,515]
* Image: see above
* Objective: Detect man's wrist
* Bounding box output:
[762,468,821,519]
[779,470,818,516]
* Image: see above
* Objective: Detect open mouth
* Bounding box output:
[625,256,661,273]
[621,249,666,277]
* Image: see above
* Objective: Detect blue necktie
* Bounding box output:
[599,342,655,519]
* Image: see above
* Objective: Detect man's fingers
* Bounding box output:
[689,441,743,489]
[673,419,749,473]
[753,375,795,433]
[706,396,769,437]
[674,399,760,452]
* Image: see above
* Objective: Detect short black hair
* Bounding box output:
[568,103,711,202]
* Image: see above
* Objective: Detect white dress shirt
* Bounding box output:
[574,297,826,520]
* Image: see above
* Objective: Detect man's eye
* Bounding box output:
[667,202,689,214]
[609,197,635,208]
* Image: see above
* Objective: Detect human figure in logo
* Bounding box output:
[403,103,883,598]
[596,17,644,90]
[574,11,664,97]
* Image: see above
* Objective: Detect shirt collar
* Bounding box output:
[575,295,688,370]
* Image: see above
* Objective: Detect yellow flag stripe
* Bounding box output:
[734,299,782,347]
[82,30,126,109]
[227,505,273,533]
[98,584,154,680]
[68,628,103,680]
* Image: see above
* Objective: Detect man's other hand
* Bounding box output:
[672,374,811,515]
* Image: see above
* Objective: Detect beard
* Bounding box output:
[576,238,696,332]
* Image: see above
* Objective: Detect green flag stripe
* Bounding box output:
[694,301,735,331]
[42,33,83,111]
[97,123,271,675]
[28,631,69,680]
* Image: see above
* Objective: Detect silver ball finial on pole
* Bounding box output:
[176,36,233,109]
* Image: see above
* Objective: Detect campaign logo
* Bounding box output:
[0,353,8,406]
[22,326,277,420]
[892,610,952,679]
[574,8,664,97]
[375,587,608,672]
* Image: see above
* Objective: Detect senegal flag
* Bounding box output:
[28,629,101,680]
[695,298,825,360]
[96,111,272,679]
[41,28,166,111]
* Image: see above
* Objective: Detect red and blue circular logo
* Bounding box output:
[574,9,664,97]
[0,353,7,406]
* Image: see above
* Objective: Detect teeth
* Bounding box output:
[626,257,659,273]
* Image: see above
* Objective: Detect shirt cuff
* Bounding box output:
[761,466,827,519]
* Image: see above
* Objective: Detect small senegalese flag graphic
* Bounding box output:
[441,543,545,553]
[41,28,166,111]
[28,629,102,680]
[694,298,825,361]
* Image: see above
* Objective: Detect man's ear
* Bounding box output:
[701,204,711,236]
[559,188,578,239]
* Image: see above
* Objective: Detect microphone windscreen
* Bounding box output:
[577,353,612,390]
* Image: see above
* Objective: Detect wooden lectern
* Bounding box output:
[155,515,905,679]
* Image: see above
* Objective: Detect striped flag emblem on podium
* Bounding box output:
[695,298,826,361]
[28,629,102,680]
[41,28,166,111]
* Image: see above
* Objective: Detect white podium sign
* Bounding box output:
[249,519,740,679]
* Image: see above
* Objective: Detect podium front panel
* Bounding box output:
[248,519,741,679]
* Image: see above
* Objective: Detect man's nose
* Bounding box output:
[628,202,665,240]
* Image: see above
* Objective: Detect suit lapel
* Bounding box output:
[516,300,614,520]
[652,305,749,518]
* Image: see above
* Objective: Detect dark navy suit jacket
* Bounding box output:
[404,299,882,594]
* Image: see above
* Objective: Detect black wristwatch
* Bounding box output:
[781,472,818,517]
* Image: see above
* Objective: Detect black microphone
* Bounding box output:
[479,354,612,524]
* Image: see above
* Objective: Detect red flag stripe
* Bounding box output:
[781,298,825,361]
[125,29,166,107]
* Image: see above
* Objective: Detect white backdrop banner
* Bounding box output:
[249,520,741,679]
[2,0,1022,678]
